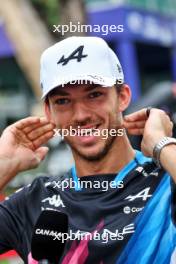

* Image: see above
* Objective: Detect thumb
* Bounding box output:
[35,146,49,163]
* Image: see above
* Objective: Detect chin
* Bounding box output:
[75,149,107,161]
[71,137,115,161]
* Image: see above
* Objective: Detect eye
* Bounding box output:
[89,91,103,99]
[54,98,70,105]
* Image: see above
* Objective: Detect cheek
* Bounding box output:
[106,103,122,126]
[49,108,64,128]
[54,117,67,129]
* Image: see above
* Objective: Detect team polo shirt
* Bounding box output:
[0,150,175,264]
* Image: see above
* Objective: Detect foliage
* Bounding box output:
[31,0,59,28]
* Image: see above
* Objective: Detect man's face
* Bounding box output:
[45,84,129,161]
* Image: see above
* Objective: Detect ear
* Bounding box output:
[44,100,54,123]
[118,84,131,112]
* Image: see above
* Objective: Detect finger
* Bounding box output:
[15,117,41,130]
[170,121,174,130]
[35,146,49,162]
[27,123,55,141]
[126,128,144,136]
[23,117,50,134]
[123,120,146,130]
[33,131,54,149]
[169,121,174,136]
[124,108,148,122]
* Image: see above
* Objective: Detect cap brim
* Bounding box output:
[41,75,117,99]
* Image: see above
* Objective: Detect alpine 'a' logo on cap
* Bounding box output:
[57,45,88,66]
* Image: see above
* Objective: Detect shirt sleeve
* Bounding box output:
[0,185,27,257]
[170,177,176,225]
[0,175,50,261]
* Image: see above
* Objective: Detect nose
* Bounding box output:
[72,101,92,125]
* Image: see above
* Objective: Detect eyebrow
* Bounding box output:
[49,84,101,97]
[84,85,101,92]
[49,89,70,97]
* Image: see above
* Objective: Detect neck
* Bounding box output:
[73,135,135,177]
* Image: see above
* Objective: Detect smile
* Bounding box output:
[76,125,100,136]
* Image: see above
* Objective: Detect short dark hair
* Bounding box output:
[115,83,124,93]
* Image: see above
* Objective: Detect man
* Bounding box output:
[0,36,176,264]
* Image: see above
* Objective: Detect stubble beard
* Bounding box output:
[65,130,118,162]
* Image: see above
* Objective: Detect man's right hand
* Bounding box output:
[0,117,55,190]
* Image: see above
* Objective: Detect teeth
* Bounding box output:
[81,127,96,136]
[76,125,99,136]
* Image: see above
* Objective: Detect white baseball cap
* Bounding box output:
[40,36,124,98]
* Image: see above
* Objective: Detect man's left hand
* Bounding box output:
[123,108,174,157]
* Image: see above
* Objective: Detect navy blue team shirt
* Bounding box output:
[0,150,176,263]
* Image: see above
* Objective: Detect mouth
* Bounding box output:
[70,124,102,146]
[77,124,100,136]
